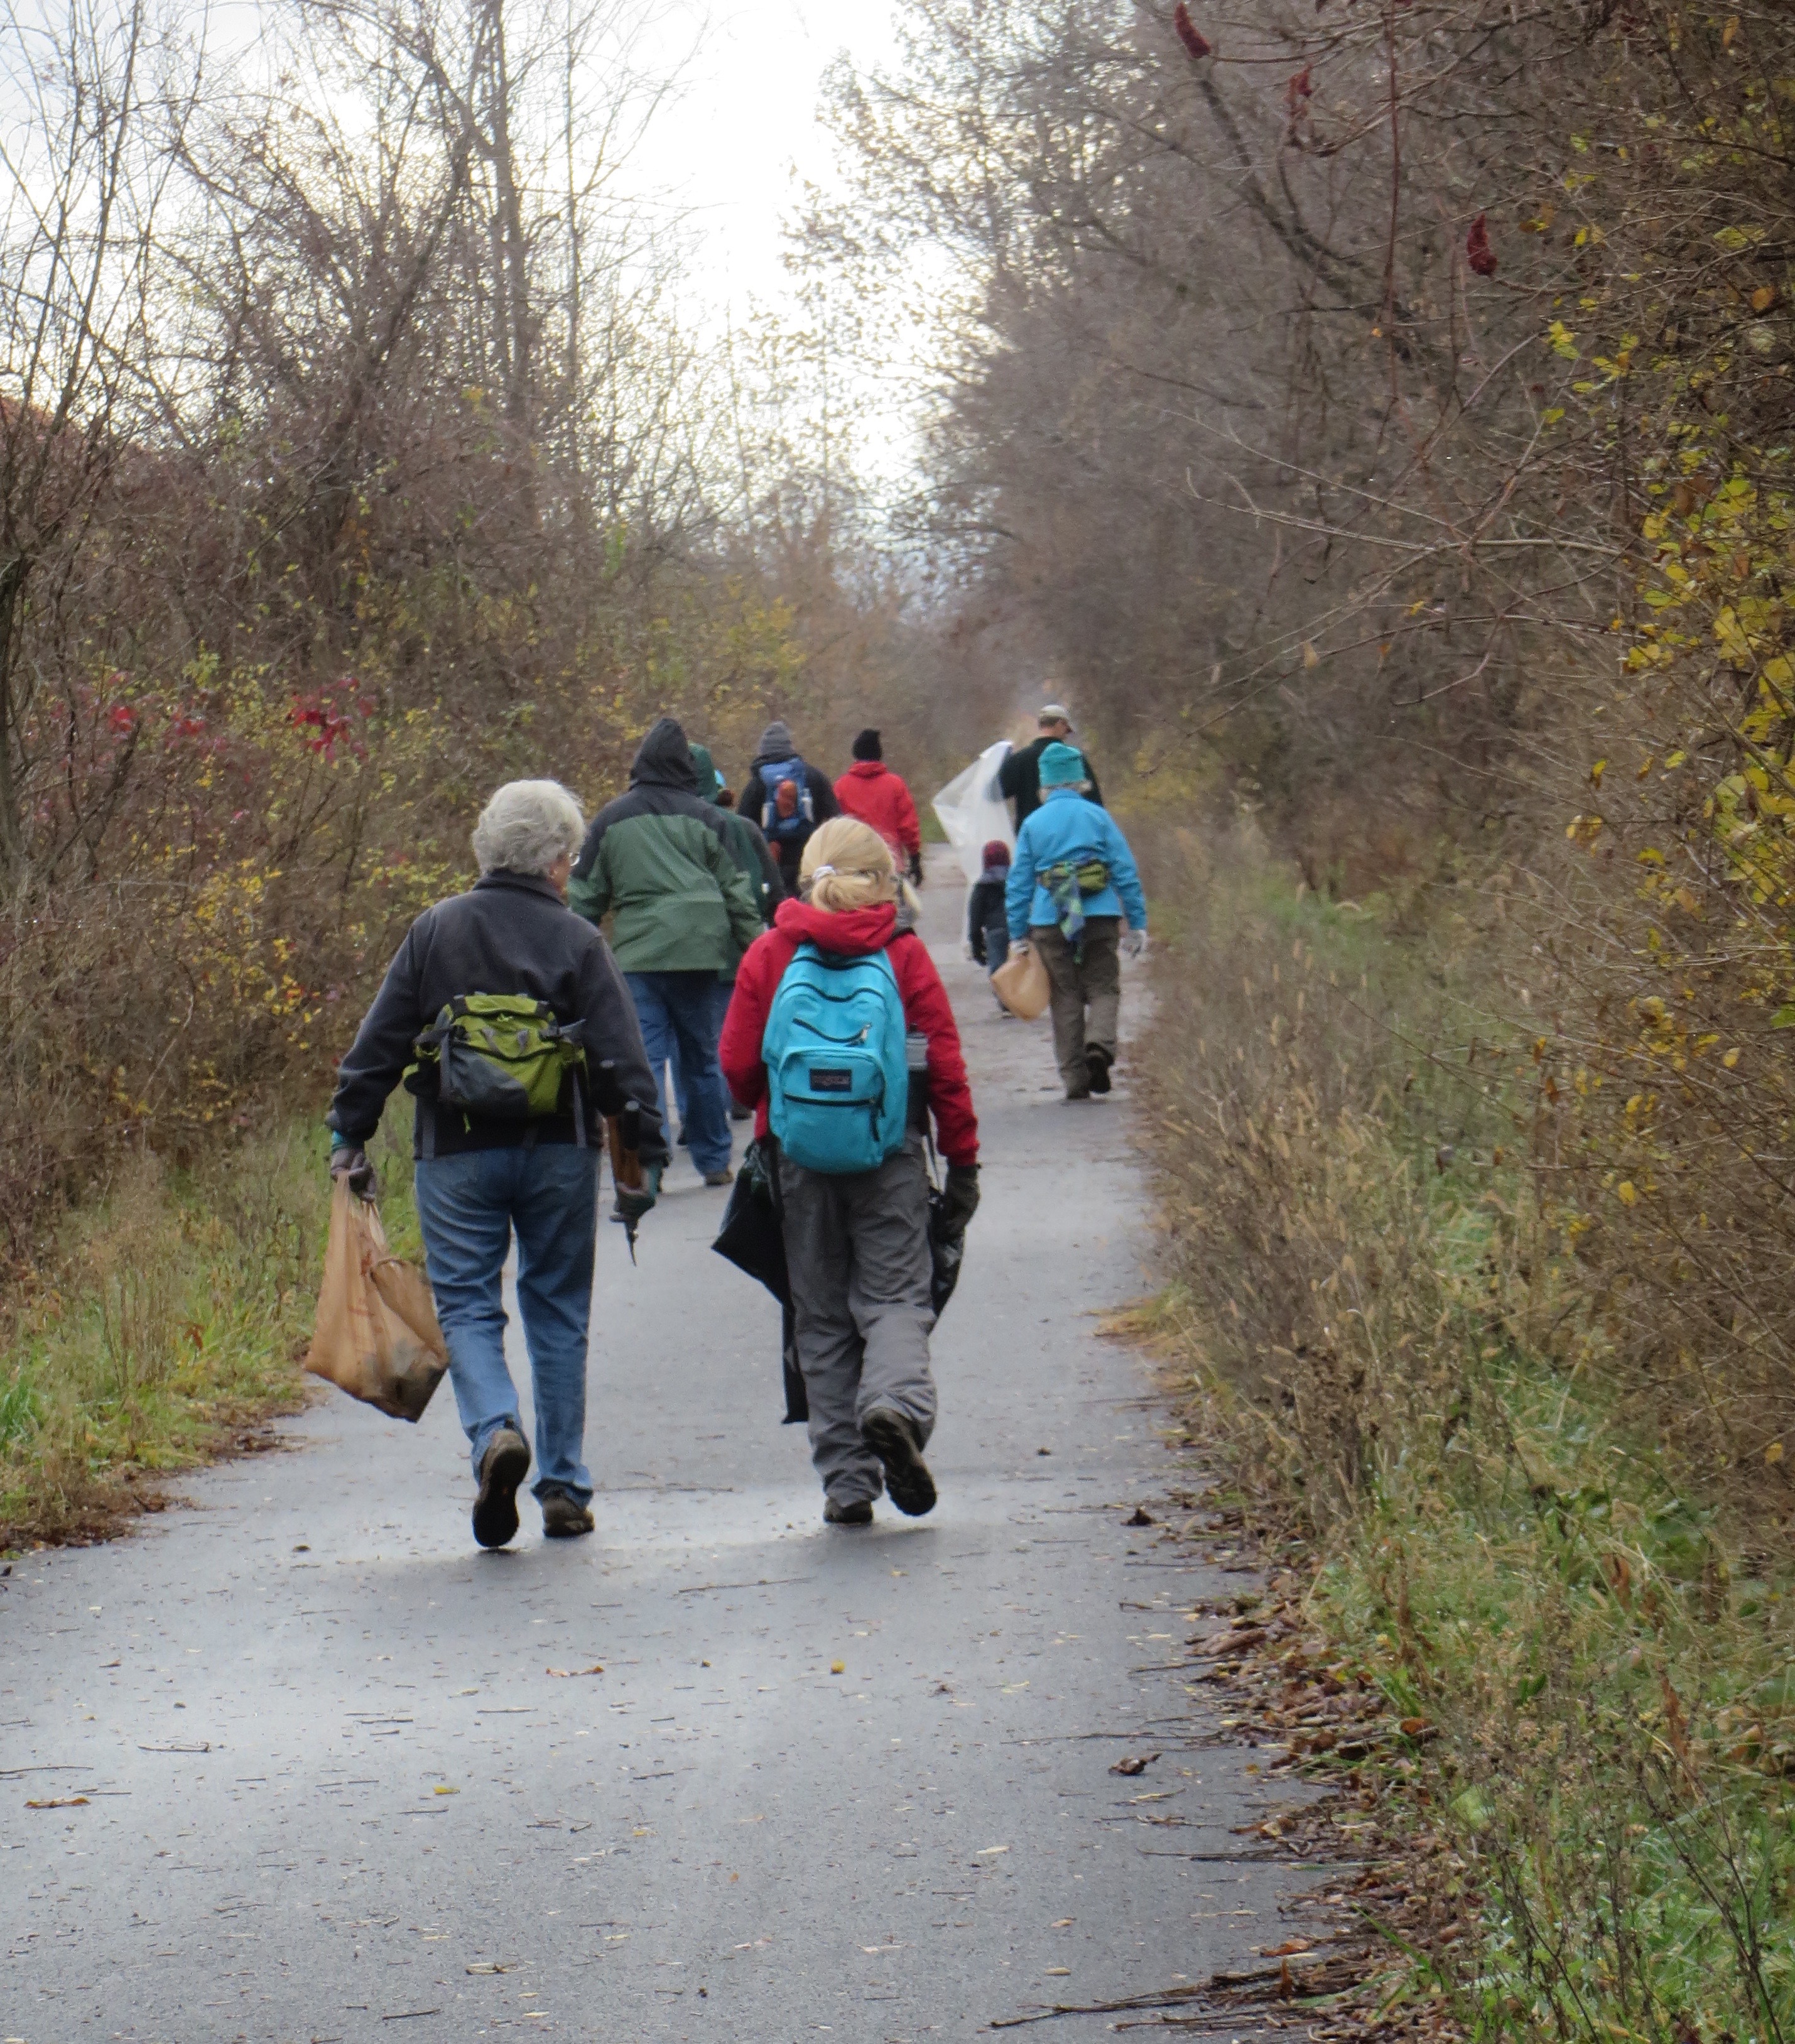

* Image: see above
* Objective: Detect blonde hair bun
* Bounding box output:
[800,818,898,913]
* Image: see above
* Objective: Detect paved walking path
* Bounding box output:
[2,856,1293,2042]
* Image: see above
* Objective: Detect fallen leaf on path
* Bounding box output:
[1191,1626,1267,1655]
[433,1786,457,1795]
[1124,1506,1155,1526]
[545,1665,604,1677]
[25,1796,88,1810]
[1109,1752,1160,1776]
[1259,1938,1313,1956]
[1051,1918,1074,1927]
[465,1962,511,1974]
[976,1844,1010,1856]
[830,1661,845,1675]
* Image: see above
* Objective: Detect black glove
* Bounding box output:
[613,1163,662,1227]
[329,1143,378,1200]
[940,1163,980,1235]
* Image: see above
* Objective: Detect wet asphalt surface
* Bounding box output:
[1,856,1299,2041]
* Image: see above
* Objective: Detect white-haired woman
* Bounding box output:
[328,779,668,1550]
[720,818,980,1525]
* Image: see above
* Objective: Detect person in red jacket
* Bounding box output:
[720,817,979,1526]
[833,729,924,884]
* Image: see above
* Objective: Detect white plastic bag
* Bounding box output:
[931,739,1015,884]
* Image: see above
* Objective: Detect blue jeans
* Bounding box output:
[624,970,731,1175]
[672,979,735,1148]
[414,1143,599,1504]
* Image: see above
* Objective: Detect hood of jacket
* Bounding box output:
[773,894,897,956]
[843,759,889,783]
[687,741,724,800]
[630,716,698,791]
[756,719,795,761]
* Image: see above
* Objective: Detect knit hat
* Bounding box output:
[852,727,882,761]
[1038,741,1087,788]
[982,839,1011,869]
[757,719,794,758]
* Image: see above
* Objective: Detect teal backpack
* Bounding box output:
[762,942,910,1174]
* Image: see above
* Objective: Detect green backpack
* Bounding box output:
[413,994,586,1123]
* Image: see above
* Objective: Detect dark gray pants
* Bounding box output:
[1031,917,1121,1096]
[778,1139,937,1504]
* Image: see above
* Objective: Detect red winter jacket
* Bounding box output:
[833,761,923,862]
[720,897,979,1166]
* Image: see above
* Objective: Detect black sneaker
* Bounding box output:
[1085,1044,1114,1094]
[823,1496,874,1528]
[540,1489,595,1539]
[472,1427,531,1549]
[860,1408,937,1518]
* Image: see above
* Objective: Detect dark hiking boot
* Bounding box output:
[1063,1082,1092,1102]
[1085,1044,1114,1094]
[823,1496,874,1528]
[540,1488,595,1539]
[472,1427,531,1549]
[702,1168,734,1187]
[861,1408,937,1518]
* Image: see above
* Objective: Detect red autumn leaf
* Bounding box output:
[1173,3,1212,58]
[1467,211,1498,276]
[1286,65,1313,109]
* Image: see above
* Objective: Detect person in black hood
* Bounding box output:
[742,719,838,890]
[570,718,762,1185]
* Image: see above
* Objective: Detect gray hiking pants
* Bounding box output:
[778,1138,937,1505]
[1032,917,1121,1095]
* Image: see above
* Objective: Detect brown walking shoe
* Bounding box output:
[540,1489,595,1539]
[472,1426,531,1549]
[860,1408,937,1518]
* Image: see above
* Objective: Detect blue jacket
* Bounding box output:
[1006,788,1147,938]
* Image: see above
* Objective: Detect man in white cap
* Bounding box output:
[997,702,1105,825]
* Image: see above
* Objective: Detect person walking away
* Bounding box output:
[995,702,1105,825]
[965,840,1014,1010]
[834,728,924,885]
[327,780,668,1548]
[670,742,784,1141]
[744,719,838,893]
[1006,743,1146,1100]
[570,719,762,1187]
[720,818,980,1526]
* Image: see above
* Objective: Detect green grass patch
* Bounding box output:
[0,1106,420,1551]
[1142,843,1795,2041]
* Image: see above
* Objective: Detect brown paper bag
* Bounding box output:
[992,941,1051,1020]
[305,1180,448,1422]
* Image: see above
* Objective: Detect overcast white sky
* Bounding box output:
[621,1,903,329]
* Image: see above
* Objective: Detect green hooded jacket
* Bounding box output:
[568,719,762,974]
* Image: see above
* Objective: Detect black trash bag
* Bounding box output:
[780,1302,807,1427]
[712,1139,789,1306]
[928,1185,965,1317]
[712,1140,807,1424]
